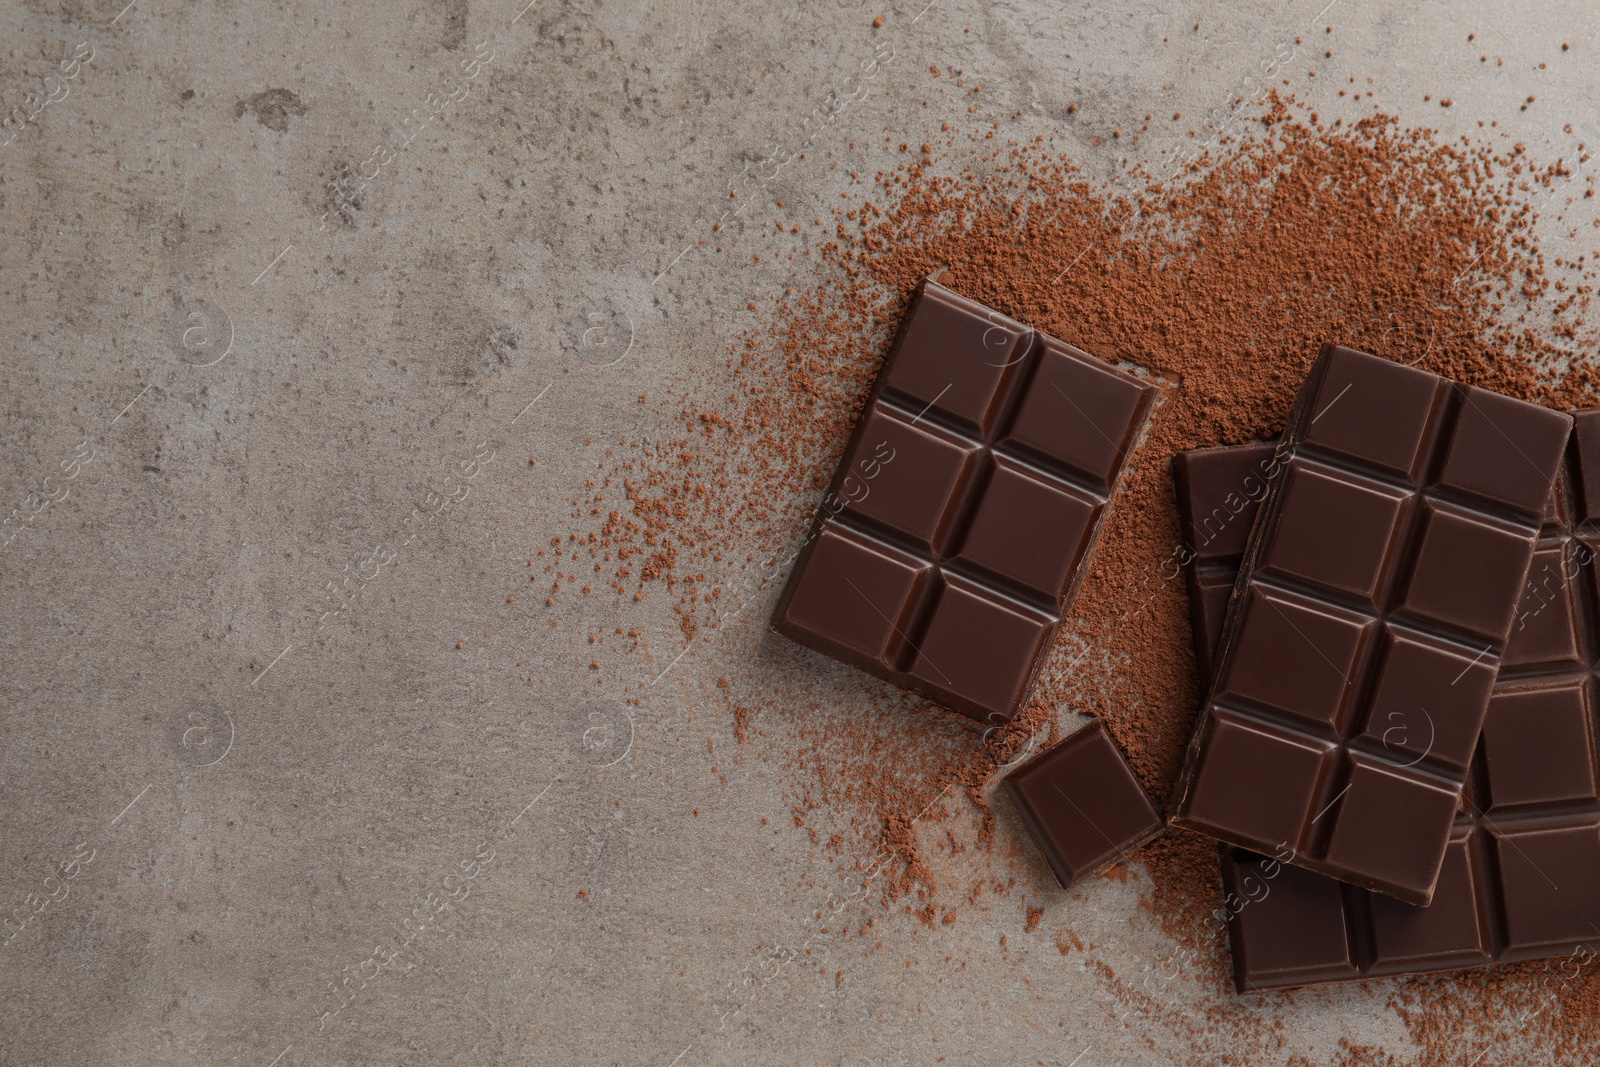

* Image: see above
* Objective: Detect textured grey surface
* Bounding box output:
[1,1,1597,1065]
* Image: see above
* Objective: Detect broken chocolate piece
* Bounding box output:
[1003,720,1164,890]
[773,280,1157,726]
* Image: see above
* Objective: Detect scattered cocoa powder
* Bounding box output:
[568,91,1600,1062]
[878,810,936,906]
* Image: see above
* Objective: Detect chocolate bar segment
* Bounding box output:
[772,280,1157,725]
[1178,416,1600,991]
[1171,346,1572,905]
[1171,442,1281,688]
[1003,720,1164,889]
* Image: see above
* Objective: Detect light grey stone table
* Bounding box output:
[2,1,1595,1064]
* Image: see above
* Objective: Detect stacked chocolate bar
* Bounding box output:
[773,278,1599,991]
[1177,413,1600,991]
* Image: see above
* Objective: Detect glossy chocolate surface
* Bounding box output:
[1171,441,1280,690]
[772,280,1157,725]
[1170,345,1572,905]
[1181,414,1600,991]
[1003,720,1164,889]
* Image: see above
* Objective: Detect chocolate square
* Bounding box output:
[1295,350,1444,478]
[1357,630,1496,772]
[910,580,1052,713]
[1483,686,1597,808]
[1259,461,1409,603]
[779,528,931,667]
[1005,338,1152,490]
[1442,388,1577,512]
[1320,757,1459,893]
[880,288,1029,435]
[1002,720,1163,890]
[1366,836,1492,976]
[1174,444,1277,562]
[1214,590,1370,730]
[1221,848,1360,990]
[955,462,1100,602]
[1401,504,1534,641]
[1494,825,1600,950]
[839,409,981,552]
[1503,544,1583,667]
[1182,715,1332,851]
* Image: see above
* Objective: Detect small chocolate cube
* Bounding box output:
[1003,720,1163,890]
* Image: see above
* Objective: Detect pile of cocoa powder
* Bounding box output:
[567,93,1600,1063]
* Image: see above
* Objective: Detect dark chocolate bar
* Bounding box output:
[1170,345,1572,905]
[1178,417,1600,991]
[772,280,1157,726]
[1003,720,1164,889]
